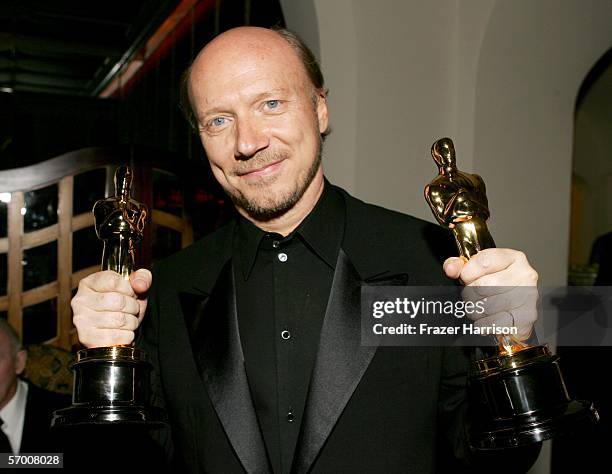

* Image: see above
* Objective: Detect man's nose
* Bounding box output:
[234,117,269,158]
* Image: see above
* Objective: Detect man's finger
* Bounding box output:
[73,307,140,329]
[137,299,148,322]
[465,289,537,321]
[472,308,535,341]
[467,267,538,293]
[80,270,135,297]
[461,285,508,304]
[72,287,140,314]
[130,269,152,295]
[443,257,465,280]
[94,292,141,314]
[481,287,537,318]
[458,249,513,285]
[78,327,136,348]
[472,311,514,330]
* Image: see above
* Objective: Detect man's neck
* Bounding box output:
[240,170,325,236]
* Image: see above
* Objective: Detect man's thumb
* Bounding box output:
[130,268,152,294]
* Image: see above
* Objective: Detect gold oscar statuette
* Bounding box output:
[94,166,147,279]
[52,166,165,427]
[425,137,597,449]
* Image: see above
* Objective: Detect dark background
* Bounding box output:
[0,0,285,171]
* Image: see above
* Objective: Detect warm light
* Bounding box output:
[0,192,10,203]
[498,335,529,355]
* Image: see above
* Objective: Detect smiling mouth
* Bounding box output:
[236,159,285,178]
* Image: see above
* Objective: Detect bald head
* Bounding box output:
[196,27,295,68]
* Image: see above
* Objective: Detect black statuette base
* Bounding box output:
[52,405,165,426]
[469,345,599,450]
[52,347,166,428]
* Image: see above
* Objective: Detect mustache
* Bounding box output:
[232,150,289,176]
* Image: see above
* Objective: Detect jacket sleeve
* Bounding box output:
[134,265,174,470]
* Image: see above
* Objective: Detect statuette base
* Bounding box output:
[52,347,166,427]
[469,345,599,449]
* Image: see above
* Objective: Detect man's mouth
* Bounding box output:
[236,158,285,178]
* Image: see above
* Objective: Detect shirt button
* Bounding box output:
[272,240,280,248]
[281,330,291,340]
[278,252,288,262]
[287,411,295,422]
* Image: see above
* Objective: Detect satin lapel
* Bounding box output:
[184,260,271,474]
[292,249,378,473]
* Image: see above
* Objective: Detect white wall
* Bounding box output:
[281,0,359,193]
[283,0,612,283]
[281,1,612,472]
[472,0,612,286]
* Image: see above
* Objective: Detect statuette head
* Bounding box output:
[431,137,455,168]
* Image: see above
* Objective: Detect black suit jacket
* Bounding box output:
[19,381,70,454]
[139,185,539,473]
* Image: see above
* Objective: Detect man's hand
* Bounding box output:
[72,269,152,348]
[443,248,538,341]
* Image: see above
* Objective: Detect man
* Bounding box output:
[72,27,539,473]
[0,319,69,455]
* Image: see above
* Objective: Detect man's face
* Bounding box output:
[189,28,329,221]
[0,331,25,410]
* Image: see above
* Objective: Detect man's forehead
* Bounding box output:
[191,28,304,82]
[190,39,308,112]
[194,70,298,106]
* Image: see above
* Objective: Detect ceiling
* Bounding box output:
[0,0,179,96]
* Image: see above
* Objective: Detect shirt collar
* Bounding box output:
[236,180,345,280]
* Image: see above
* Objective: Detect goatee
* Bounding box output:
[227,146,322,222]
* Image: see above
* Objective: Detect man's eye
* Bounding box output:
[211,117,226,127]
[265,100,279,109]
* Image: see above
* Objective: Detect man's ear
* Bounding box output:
[14,350,27,376]
[316,91,329,134]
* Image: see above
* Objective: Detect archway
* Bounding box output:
[552,46,612,473]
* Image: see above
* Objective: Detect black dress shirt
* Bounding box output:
[233,183,345,474]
